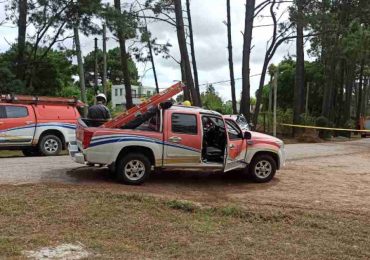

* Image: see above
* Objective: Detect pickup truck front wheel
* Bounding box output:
[116,153,150,185]
[249,154,276,183]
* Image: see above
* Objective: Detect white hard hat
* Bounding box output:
[96,93,107,101]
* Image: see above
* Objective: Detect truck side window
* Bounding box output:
[172,113,197,134]
[5,106,28,118]
[0,106,6,118]
[226,120,243,140]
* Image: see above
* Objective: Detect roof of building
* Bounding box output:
[112,84,156,90]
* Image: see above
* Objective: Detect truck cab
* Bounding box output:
[70,102,285,185]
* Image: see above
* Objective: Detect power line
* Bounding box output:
[156,73,262,90]
[198,73,262,87]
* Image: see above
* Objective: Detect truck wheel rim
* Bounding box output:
[254,160,272,179]
[44,139,58,153]
[124,160,145,181]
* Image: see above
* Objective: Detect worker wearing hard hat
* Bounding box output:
[182,100,191,106]
[87,93,111,124]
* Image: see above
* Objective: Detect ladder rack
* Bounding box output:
[0,94,84,106]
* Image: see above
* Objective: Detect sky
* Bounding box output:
[0,0,304,101]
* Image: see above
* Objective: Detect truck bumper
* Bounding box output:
[278,146,286,169]
[68,142,86,165]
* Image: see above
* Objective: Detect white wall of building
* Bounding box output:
[111,85,156,108]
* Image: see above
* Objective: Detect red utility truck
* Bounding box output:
[69,82,285,185]
[0,94,83,156]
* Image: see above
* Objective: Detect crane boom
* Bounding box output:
[102,82,184,128]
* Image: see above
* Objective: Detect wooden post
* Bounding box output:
[94,37,99,96]
[305,82,310,121]
[273,68,278,137]
[102,24,107,96]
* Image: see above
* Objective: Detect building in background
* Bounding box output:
[111,85,156,109]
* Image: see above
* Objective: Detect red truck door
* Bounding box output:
[163,110,202,166]
[0,104,36,146]
[223,119,247,172]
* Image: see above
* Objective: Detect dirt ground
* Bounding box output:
[0,138,369,215]
[1,139,370,259]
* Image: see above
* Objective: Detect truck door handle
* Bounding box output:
[168,136,182,143]
[229,144,235,149]
[25,121,34,125]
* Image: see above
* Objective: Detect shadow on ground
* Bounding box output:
[66,166,280,190]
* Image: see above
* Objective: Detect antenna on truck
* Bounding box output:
[102,82,185,129]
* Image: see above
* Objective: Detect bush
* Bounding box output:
[299,113,316,126]
[315,116,332,139]
[315,116,329,127]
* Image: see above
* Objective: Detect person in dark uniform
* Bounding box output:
[87,93,111,126]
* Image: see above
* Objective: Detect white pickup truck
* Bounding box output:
[69,84,285,185]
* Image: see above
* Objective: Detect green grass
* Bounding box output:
[0,150,23,158]
[0,184,369,259]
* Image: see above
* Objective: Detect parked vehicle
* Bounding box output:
[0,94,83,156]
[69,83,285,185]
[225,114,251,131]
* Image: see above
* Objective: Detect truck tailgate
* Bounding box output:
[69,118,88,164]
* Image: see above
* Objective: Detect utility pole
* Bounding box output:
[102,24,108,96]
[94,37,99,96]
[273,68,278,137]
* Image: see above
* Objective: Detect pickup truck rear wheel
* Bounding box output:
[249,154,276,183]
[116,153,150,185]
[39,135,62,156]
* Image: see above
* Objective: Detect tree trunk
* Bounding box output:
[74,26,88,117]
[344,63,353,124]
[186,0,201,106]
[356,59,365,124]
[240,0,256,121]
[102,24,108,96]
[181,59,191,100]
[226,0,237,114]
[293,0,305,128]
[17,0,27,80]
[252,57,269,127]
[114,0,133,110]
[174,0,199,106]
[147,29,159,94]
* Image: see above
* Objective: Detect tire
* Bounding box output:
[249,154,277,183]
[22,148,41,157]
[116,153,151,185]
[39,135,62,156]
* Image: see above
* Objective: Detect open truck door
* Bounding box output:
[223,119,248,172]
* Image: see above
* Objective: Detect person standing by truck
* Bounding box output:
[87,93,111,126]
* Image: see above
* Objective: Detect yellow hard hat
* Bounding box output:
[183,100,191,106]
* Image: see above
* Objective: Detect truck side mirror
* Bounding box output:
[244,131,252,140]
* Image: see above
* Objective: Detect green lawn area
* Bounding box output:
[0,150,23,158]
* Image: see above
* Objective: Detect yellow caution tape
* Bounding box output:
[280,123,370,133]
